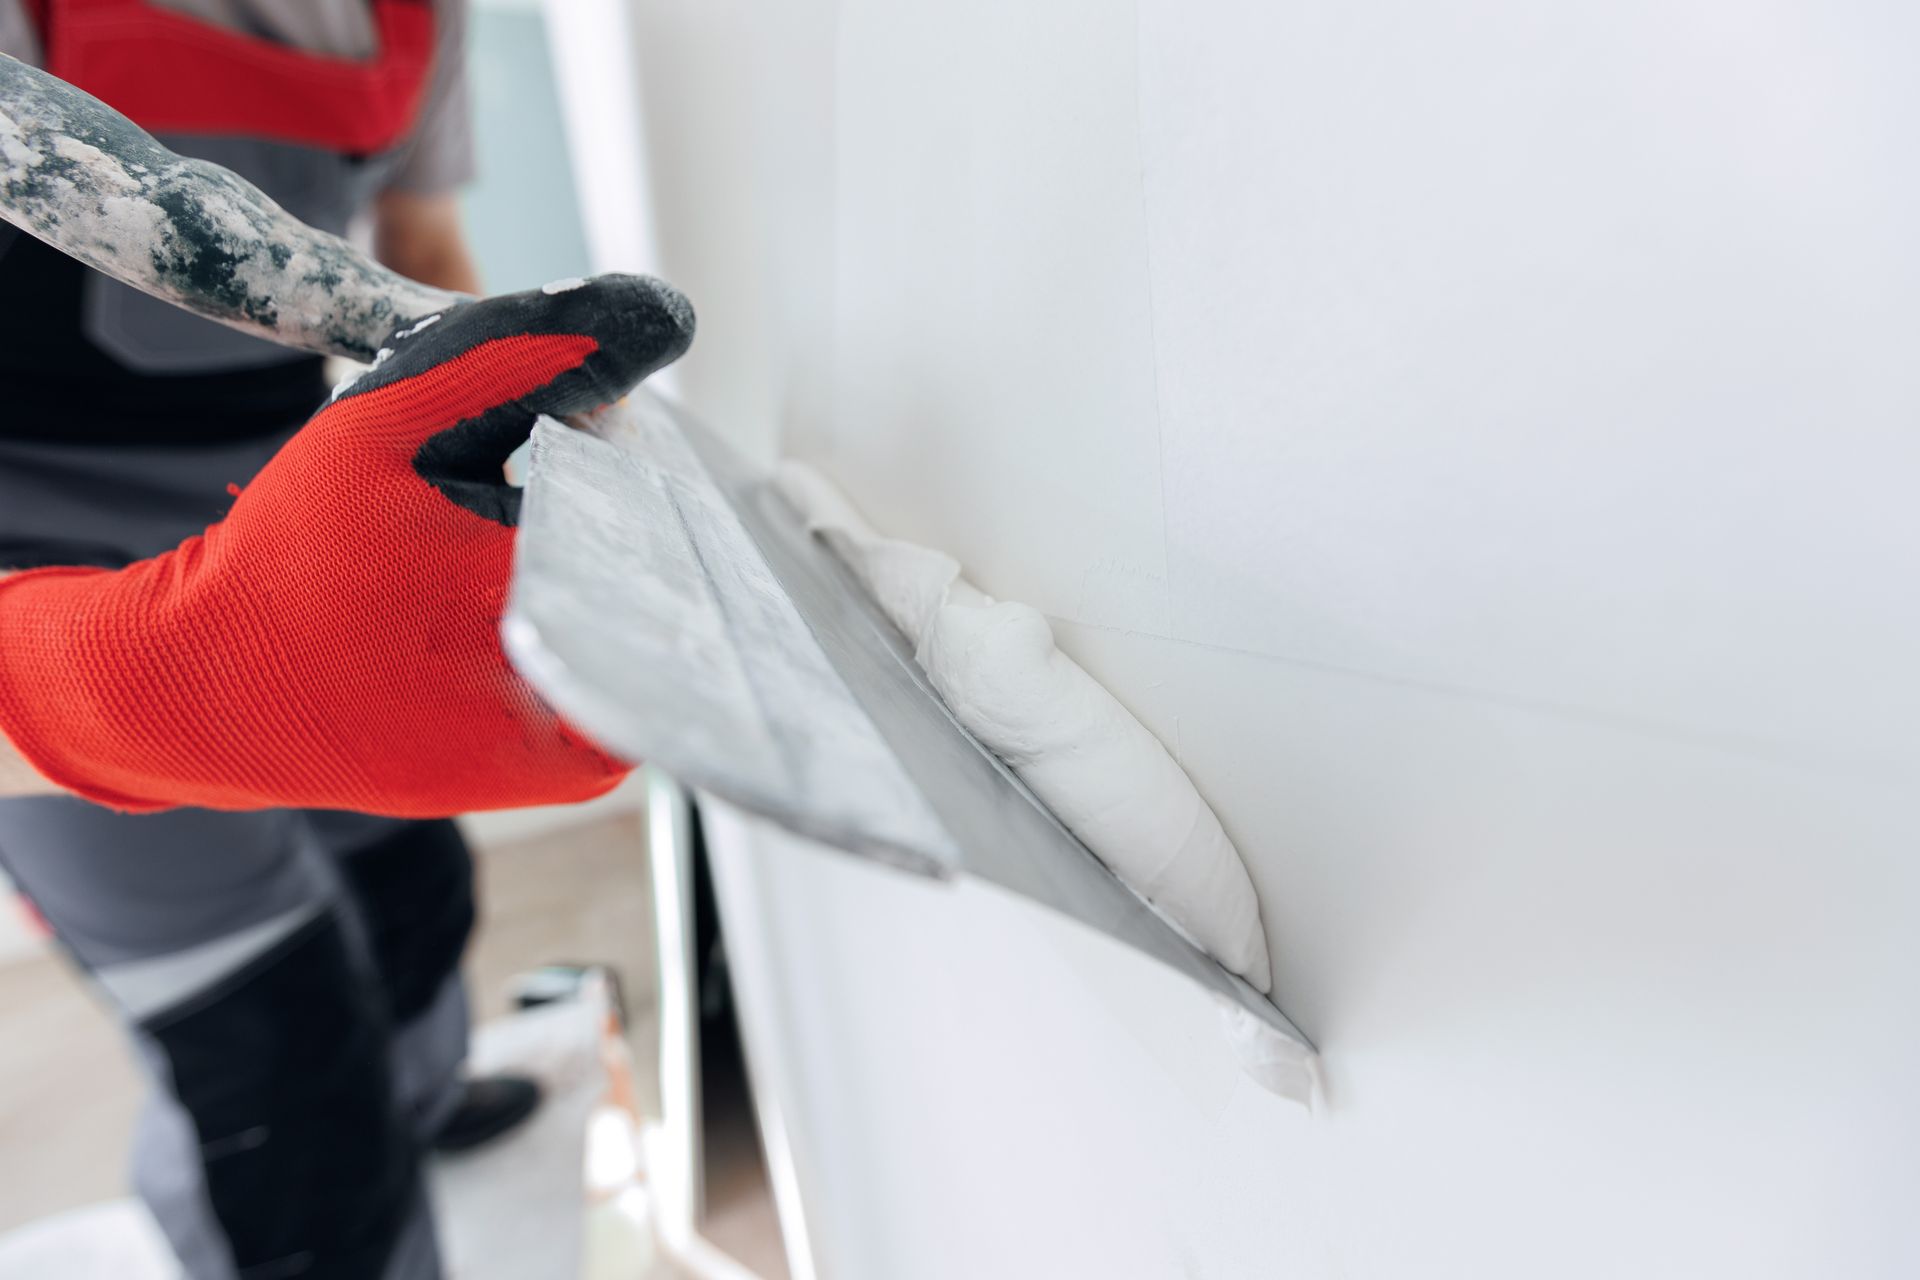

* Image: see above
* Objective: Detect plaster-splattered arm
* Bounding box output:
[0,53,457,362]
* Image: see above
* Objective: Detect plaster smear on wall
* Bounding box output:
[774,462,1274,995]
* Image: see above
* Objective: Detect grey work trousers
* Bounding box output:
[0,432,469,1280]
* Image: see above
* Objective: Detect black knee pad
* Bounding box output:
[146,909,418,1279]
[334,818,476,1022]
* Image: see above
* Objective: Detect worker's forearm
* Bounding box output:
[373,191,482,295]
[380,240,481,296]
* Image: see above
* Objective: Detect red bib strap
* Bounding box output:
[46,0,436,155]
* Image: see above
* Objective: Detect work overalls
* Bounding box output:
[0,4,467,1277]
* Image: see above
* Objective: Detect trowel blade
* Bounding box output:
[504,394,1314,1052]
[504,396,962,878]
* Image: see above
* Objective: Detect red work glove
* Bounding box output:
[0,274,693,816]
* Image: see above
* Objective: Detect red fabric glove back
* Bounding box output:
[0,274,693,815]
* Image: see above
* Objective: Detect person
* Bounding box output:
[0,5,690,1278]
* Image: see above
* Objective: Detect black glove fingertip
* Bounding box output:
[527,273,696,417]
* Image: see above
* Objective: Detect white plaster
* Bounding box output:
[921,597,1271,991]
[326,364,366,402]
[775,462,1272,992]
[1213,994,1319,1108]
[51,134,136,190]
[393,311,443,340]
[0,108,43,179]
[89,194,169,254]
[774,460,961,646]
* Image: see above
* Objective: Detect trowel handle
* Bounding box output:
[0,54,460,362]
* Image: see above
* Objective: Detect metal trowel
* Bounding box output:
[0,55,1311,1051]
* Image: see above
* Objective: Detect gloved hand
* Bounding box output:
[0,274,694,816]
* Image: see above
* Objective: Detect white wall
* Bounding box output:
[605,2,1920,1275]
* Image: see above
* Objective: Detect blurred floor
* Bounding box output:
[0,810,656,1240]
[463,809,660,1088]
[0,939,142,1234]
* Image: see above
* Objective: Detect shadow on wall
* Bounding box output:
[462,5,593,292]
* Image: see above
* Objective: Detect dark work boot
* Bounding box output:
[431,1074,543,1154]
